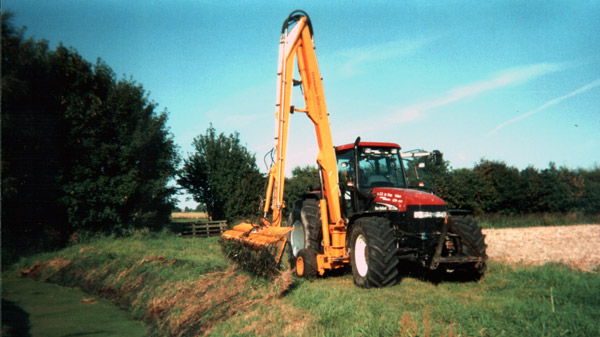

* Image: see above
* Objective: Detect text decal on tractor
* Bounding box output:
[221,10,487,287]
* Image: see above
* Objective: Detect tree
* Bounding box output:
[473,160,523,214]
[2,12,68,256]
[2,12,179,263]
[195,203,207,212]
[579,165,600,214]
[441,168,484,213]
[57,62,179,232]
[284,165,320,211]
[178,126,264,222]
[538,163,584,213]
[519,166,544,212]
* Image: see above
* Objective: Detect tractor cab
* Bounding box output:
[401,149,443,193]
[335,140,445,218]
[336,142,406,189]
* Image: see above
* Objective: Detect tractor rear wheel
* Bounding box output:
[296,248,318,278]
[449,216,488,279]
[287,199,323,268]
[350,217,399,288]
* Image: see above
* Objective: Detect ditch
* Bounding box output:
[2,275,147,337]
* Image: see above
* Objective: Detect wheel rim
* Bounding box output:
[355,234,368,277]
[296,256,305,276]
[290,220,305,257]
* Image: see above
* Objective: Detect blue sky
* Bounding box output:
[6,1,600,209]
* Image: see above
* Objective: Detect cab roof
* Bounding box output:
[335,142,401,152]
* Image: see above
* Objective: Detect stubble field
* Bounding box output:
[484,224,600,272]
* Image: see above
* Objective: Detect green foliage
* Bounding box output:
[178,125,264,222]
[1,13,179,263]
[537,162,586,212]
[432,159,599,216]
[284,165,320,212]
[473,159,522,213]
[58,66,179,232]
[580,165,600,213]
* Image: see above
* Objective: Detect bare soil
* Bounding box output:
[483,224,600,272]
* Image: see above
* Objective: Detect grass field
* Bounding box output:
[4,230,599,336]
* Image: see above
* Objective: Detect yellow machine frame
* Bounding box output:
[222,11,349,274]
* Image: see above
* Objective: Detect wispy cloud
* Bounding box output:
[337,36,439,77]
[487,79,600,136]
[386,62,566,124]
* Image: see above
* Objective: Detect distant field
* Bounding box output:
[171,212,209,219]
[484,224,600,272]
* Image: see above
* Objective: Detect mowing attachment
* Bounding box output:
[220,221,292,278]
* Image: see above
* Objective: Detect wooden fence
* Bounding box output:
[180,220,227,238]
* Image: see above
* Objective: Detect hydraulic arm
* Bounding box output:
[221,10,347,273]
[265,10,343,229]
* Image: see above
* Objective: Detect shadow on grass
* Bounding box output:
[397,261,484,285]
[1,299,31,337]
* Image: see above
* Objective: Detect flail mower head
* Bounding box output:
[220,221,293,278]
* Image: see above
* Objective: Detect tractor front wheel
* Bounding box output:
[350,217,399,288]
[448,216,488,280]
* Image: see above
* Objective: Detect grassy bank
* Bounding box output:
[3,230,599,336]
[475,212,600,229]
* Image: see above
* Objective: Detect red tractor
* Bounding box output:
[287,139,487,287]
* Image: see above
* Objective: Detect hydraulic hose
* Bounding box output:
[281,9,313,36]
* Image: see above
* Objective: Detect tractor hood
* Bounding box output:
[371,187,446,212]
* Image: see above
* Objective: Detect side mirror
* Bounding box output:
[433,150,443,165]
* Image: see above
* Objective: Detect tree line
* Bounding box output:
[2,14,179,262]
[430,159,599,215]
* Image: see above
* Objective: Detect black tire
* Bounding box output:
[350,217,399,288]
[448,216,488,279]
[296,248,318,278]
[287,199,323,264]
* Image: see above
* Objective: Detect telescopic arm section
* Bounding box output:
[263,11,343,230]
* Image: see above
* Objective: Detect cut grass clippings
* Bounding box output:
[219,238,283,279]
[4,229,600,336]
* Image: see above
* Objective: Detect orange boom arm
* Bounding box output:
[263,11,343,230]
